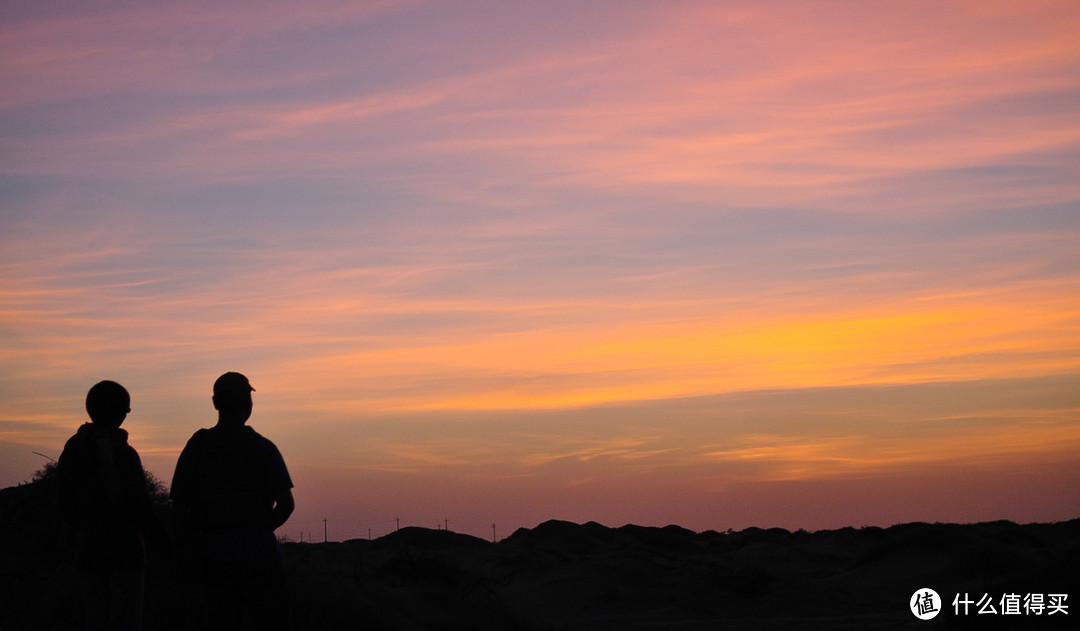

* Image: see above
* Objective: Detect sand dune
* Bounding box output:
[1,477,1076,629]
[280,519,1078,629]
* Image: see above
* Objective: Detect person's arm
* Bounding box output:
[55,439,80,557]
[269,488,294,531]
[170,439,198,547]
[172,498,196,547]
[261,437,294,531]
[127,450,171,554]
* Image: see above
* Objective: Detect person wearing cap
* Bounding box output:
[170,372,294,630]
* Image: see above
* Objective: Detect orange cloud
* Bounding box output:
[3,1,1079,529]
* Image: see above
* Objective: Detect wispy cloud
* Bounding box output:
[2,0,1079,529]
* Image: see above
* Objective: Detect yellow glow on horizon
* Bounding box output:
[3,0,1080,531]
[699,419,1080,484]
[252,284,1079,414]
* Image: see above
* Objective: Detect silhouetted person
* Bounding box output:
[57,380,155,631]
[170,372,294,631]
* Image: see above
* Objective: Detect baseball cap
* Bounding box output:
[213,372,255,402]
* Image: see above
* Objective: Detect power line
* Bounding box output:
[285,515,507,542]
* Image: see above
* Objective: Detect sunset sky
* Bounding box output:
[2,0,1079,540]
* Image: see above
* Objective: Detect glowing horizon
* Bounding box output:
[3,0,1079,538]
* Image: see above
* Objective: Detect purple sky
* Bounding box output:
[2,1,1079,539]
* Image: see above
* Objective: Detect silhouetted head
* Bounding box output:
[85,380,131,429]
[212,371,255,427]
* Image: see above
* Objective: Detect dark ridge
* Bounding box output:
[2,477,1078,630]
[373,525,491,550]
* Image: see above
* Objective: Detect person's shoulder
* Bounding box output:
[179,428,212,451]
[244,427,281,449]
[61,431,83,451]
[243,427,288,460]
[60,423,94,452]
[188,427,211,441]
[58,433,84,467]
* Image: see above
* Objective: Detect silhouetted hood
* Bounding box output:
[74,422,130,504]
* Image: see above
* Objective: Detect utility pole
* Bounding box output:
[491,523,496,543]
[323,518,328,543]
[396,516,400,532]
[445,518,449,532]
